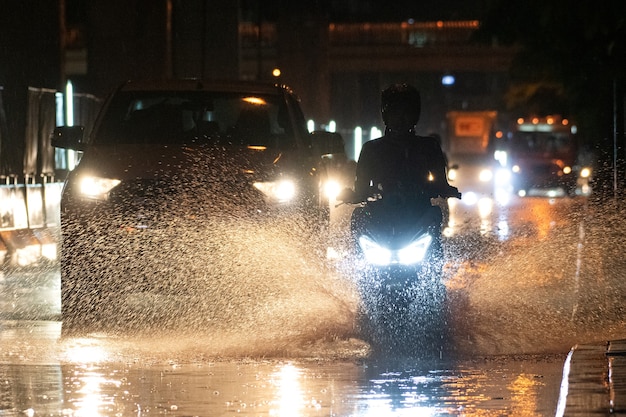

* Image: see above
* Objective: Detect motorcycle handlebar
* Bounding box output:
[437,189,462,199]
[336,187,462,206]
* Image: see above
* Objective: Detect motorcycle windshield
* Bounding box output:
[352,199,439,250]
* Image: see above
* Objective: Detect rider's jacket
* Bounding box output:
[353,130,452,203]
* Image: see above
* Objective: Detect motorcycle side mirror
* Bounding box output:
[52,126,87,151]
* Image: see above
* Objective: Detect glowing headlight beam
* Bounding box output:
[79,176,121,200]
[397,234,432,265]
[580,167,591,178]
[359,234,432,266]
[323,179,342,200]
[253,179,297,203]
[358,235,392,266]
[479,169,493,182]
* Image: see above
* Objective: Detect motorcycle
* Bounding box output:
[338,185,461,356]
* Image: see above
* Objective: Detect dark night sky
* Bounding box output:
[329,0,487,22]
[241,0,487,23]
[66,0,487,25]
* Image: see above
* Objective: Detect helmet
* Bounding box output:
[380,83,421,126]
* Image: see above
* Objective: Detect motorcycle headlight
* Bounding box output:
[358,235,392,266]
[253,179,297,203]
[78,175,121,201]
[358,233,433,266]
[397,233,432,265]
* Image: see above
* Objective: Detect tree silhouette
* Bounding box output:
[474,0,626,193]
[475,0,625,145]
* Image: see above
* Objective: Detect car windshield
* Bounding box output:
[94,90,295,148]
[510,131,575,158]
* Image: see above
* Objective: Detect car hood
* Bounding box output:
[74,143,283,181]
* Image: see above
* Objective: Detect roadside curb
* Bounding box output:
[557,340,626,416]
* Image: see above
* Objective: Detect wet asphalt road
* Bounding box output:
[2,193,626,416]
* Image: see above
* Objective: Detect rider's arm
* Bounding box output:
[432,145,449,186]
[427,139,459,197]
[353,142,375,202]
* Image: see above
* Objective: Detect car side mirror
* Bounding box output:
[310,130,346,157]
[51,126,86,151]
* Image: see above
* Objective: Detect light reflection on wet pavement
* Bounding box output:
[3,195,626,415]
[0,318,565,417]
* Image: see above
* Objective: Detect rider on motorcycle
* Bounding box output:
[341,83,459,230]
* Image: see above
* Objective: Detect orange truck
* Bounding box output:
[443,110,498,201]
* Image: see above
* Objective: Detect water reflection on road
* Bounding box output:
[0,319,564,416]
[2,194,626,416]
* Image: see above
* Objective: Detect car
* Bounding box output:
[52,79,342,333]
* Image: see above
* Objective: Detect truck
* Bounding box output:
[500,115,591,197]
[443,110,499,204]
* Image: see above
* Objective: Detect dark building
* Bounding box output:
[0,1,64,179]
[0,0,515,178]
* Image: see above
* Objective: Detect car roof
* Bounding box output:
[117,79,295,96]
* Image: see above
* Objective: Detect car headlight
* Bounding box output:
[462,191,479,206]
[479,169,493,182]
[78,176,121,200]
[323,179,342,200]
[253,179,297,203]
[580,167,591,178]
[494,168,512,185]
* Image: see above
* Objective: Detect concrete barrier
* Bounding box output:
[0,182,62,267]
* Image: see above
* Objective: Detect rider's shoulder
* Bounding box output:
[363,136,386,149]
[417,134,439,143]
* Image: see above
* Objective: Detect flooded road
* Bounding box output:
[1,320,564,416]
[2,194,626,416]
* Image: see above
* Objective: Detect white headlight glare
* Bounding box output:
[398,234,432,265]
[358,235,392,266]
[79,176,121,200]
[479,169,493,182]
[254,179,297,203]
[494,168,512,185]
[462,191,478,206]
[580,167,591,178]
[323,179,341,200]
[274,180,296,201]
